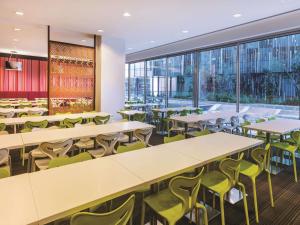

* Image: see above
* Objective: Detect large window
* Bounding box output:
[129,62,145,103]
[198,46,237,111]
[125,32,300,119]
[125,64,129,101]
[146,58,167,107]
[240,34,300,119]
[168,53,195,107]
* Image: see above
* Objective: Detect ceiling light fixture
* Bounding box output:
[97,29,104,32]
[15,11,24,16]
[233,13,242,18]
[13,38,19,42]
[150,40,155,43]
[14,28,21,31]
[123,12,131,17]
[182,30,189,34]
[127,47,133,50]
[81,39,87,42]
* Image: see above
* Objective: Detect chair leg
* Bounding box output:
[267,172,275,207]
[292,153,298,182]
[239,183,250,225]
[251,178,259,223]
[196,203,208,225]
[219,194,225,225]
[141,202,146,225]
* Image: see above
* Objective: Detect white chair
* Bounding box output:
[88,133,120,158]
[28,110,45,116]
[133,128,153,147]
[0,111,15,118]
[224,116,240,134]
[208,118,226,133]
[33,139,73,172]
[74,123,95,152]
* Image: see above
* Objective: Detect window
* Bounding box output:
[129,62,145,103]
[198,46,237,111]
[239,34,300,119]
[125,63,129,101]
[167,53,195,107]
[146,58,167,107]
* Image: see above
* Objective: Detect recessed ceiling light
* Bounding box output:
[127,47,133,50]
[150,40,155,43]
[233,13,242,18]
[182,30,189,34]
[123,12,131,17]
[14,28,21,31]
[13,38,19,42]
[81,39,87,42]
[97,29,104,32]
[15,11,24,16]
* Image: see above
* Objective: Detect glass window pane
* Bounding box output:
[198,46,237,111]
[125,63,129,102]
[167,53,195,107]
[146,58,167,106]
[129,62,145,103]
[240,34,300,119]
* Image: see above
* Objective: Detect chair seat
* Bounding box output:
[201,170,231,194]
[35,158,52,170]
[21,128,32,133]
[74,138,94,149]
[271,142,298,153]
[31,148,47,158]
[0,166,10,178]
[88,148,106,158]
[239,160,260,177]
[144,188,184,224]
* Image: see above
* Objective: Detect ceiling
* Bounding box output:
[0,0,299,56]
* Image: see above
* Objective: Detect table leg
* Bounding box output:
[184,123,188,138]
[14,124,16,133]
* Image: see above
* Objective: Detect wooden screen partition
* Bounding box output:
[49,41,95,114]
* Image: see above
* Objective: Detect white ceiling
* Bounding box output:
[0,0,299,56]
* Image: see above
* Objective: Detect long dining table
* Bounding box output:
[0,112,110,133]
[0,132,263,225]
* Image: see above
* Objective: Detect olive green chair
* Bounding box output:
[239,144,274,223]
[271,131,300,182]
[0,148,11,179]
[180,109,189,116]
[194,108,203,115]
[241,121,251,137]
[60,117,83,128]
[141,169,207,225]
[0,167,10,179]
[132,113,146,122]
[48,152,92,169]
[201,153,249,225]
[134,128,153,147]
[164,134,185,144]
[188,128,211,137]
[118,110,129,121]
[21,120,48,133]
[70,194,135,225]
[94,115,110,125]
[116,141,146,154]
[0,123,6,131]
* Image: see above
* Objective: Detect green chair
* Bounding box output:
[268,116,276,121]
[132,113,146,122]
[0,148,11,179]
[180,109,189,116]
[116,141,146,154]
[0,167,10,179]
[70,194,135,225]
[241,121,251,137]
[194,108,203,115]
[94,115,110,125]
[60,117,83,128]
[48,152,92,169]
[0,123,6,131]
[21,120,48,133]
[141,169,207,225]
[152,110,161,131]
[271,131,300,182]
[239,144,274,223]
[164,134,185,144]
[19,103,32,108]
[201,153,249,225]
[188,129,211,137]
[118,110,129,121]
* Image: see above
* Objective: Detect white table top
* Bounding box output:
[0,112,109,126]
[152,106,197,113]
[119,110,146,116]
[0,174,38,225]
[21,121,154,147]
[125,103,160,108]
[245,118,300,135]
[29,157,143,224]
[0,133,24,149]
[0,107,48,114]
[171,111,239,123]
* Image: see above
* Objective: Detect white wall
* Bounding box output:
[100,36,125,119]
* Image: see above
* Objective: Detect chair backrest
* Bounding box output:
[70,194,135,225]
[39,139,73,159]
[219,153,244,187]
[28,110,44,116]
[180,109,189,116]
[291,131,300,147]
[230,116,239,126]
[95,133,120,156]
[116,141,146,154]
[194,108,203,115]
[94,115,110,125]
[0,167,10,179]
[134,128,153,146]
[62,117,83,128]
[0,111,15,118]
[256,118,266,123]
[0,148,9,166]
[242,114,251,122]
[251,144,271,172]
[192,129,211,137]
[24,120,48,130]
[48,152,92,169]
[0,123,6,131]
[215,118,226,128]
[166,110,175,118]
[169,168,204,219]
[241,121,251,136]
[133,113,146,122]
[164,134,185,144]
